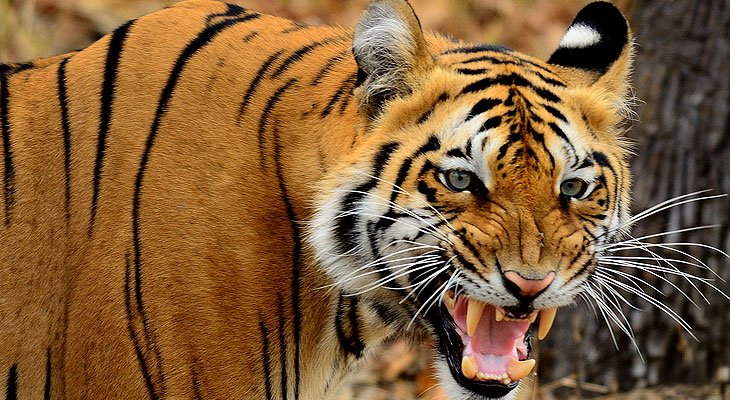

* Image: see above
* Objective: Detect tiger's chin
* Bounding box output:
[425,290,557,400]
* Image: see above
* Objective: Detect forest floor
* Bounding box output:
[333,339,728,400]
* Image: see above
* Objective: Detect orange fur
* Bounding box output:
[0,1,634,399]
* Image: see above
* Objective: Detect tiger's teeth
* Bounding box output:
[507,358,535,381]
[538,308,557,340]
[461,355,478,379]
[495,307,505,322]
[466,298,486,336]
[528,311,538,323]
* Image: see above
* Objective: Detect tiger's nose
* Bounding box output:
[503,271,555,299]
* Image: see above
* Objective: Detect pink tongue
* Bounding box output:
[453,297,529,375]
[454,298,528,354]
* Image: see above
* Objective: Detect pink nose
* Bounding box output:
[503,271,555,297]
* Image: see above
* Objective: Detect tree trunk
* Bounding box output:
[541,0,730,394]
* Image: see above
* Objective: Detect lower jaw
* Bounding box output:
[429,305,519,399]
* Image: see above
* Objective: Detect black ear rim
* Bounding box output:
[548,1,629,74]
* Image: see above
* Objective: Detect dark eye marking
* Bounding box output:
[446,148,467,159]
[466,98,501,121]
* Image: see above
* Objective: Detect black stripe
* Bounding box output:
[90,20,134,235]
[281,22,308,34]
[458,228,483,266]
[446,148,466,159]
[6,364,17,400]
[455,68,489,75]
[593,151,620,219]
[311,50,349,86]
[242,31,259,42]
[57,58,72,224]
[258,79,299,169]
[370,299,401,325]
[543,104,567,122]
[460,73,560,103]
[390,136,440,203]
[131,13,261,398]
[277,297,288,400]
[375,137,441,232]
[335,294,351,355]
[272,122,302,400]
[1,73,15,226]
[191,356,203,400]
[417,180,437,203]
[204,3,247,25]
[321,73,357,117]
[259,316,273,400]
[547,122,576,155]
[442,44,511,55]
[237,50,285,121]
[336,142,400,255]
[347,296,364,357]
[335,294,365,358]
[44,348,51,400]
[524,121,555,168]
[454,248,481,275]
[467,98,500,121]
[0,63,33,76]
[271,37,343,79]
[124,254,158,400]
[481,116,502,132]
[453,54,560,80]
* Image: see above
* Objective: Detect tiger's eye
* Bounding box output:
[560,178,587,198]
[446,170,473,192]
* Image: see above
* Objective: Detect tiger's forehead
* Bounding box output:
[427,61,592,179]
[437,45,566,89]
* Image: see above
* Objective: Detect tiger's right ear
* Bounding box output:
[352,0,433,119]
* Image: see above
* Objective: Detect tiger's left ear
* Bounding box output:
[548,1,633,103]
[352,0,434,119]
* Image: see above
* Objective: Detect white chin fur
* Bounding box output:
[434,357,519,400]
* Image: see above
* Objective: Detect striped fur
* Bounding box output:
[0,1,634,399]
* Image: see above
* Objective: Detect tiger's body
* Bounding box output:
[0,1,638,399]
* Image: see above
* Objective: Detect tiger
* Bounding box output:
[0,0,637,399]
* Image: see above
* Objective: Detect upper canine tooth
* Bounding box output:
[461,355,478,379]
[538,308,557,340]
[466,298,486,336]
[507,358,536,381]
[495,307,505,322]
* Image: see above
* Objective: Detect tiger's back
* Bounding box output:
[0,1,388,397]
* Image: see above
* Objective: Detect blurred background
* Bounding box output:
[1,0,728,399]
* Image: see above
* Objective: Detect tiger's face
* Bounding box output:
[310,1,633,398]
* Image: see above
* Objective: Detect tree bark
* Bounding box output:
[541,0,730,393]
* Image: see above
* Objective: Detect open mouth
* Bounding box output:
[430,290,557,398]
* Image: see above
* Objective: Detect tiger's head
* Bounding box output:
[310,1,633,398]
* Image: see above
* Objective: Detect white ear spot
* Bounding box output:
[559,23,602,49]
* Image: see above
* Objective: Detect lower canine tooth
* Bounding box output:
[495,307,505,322]
[538,308,557,340]
[507,358,535,381]
[466,298,486,336]
[461,356,477,379]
